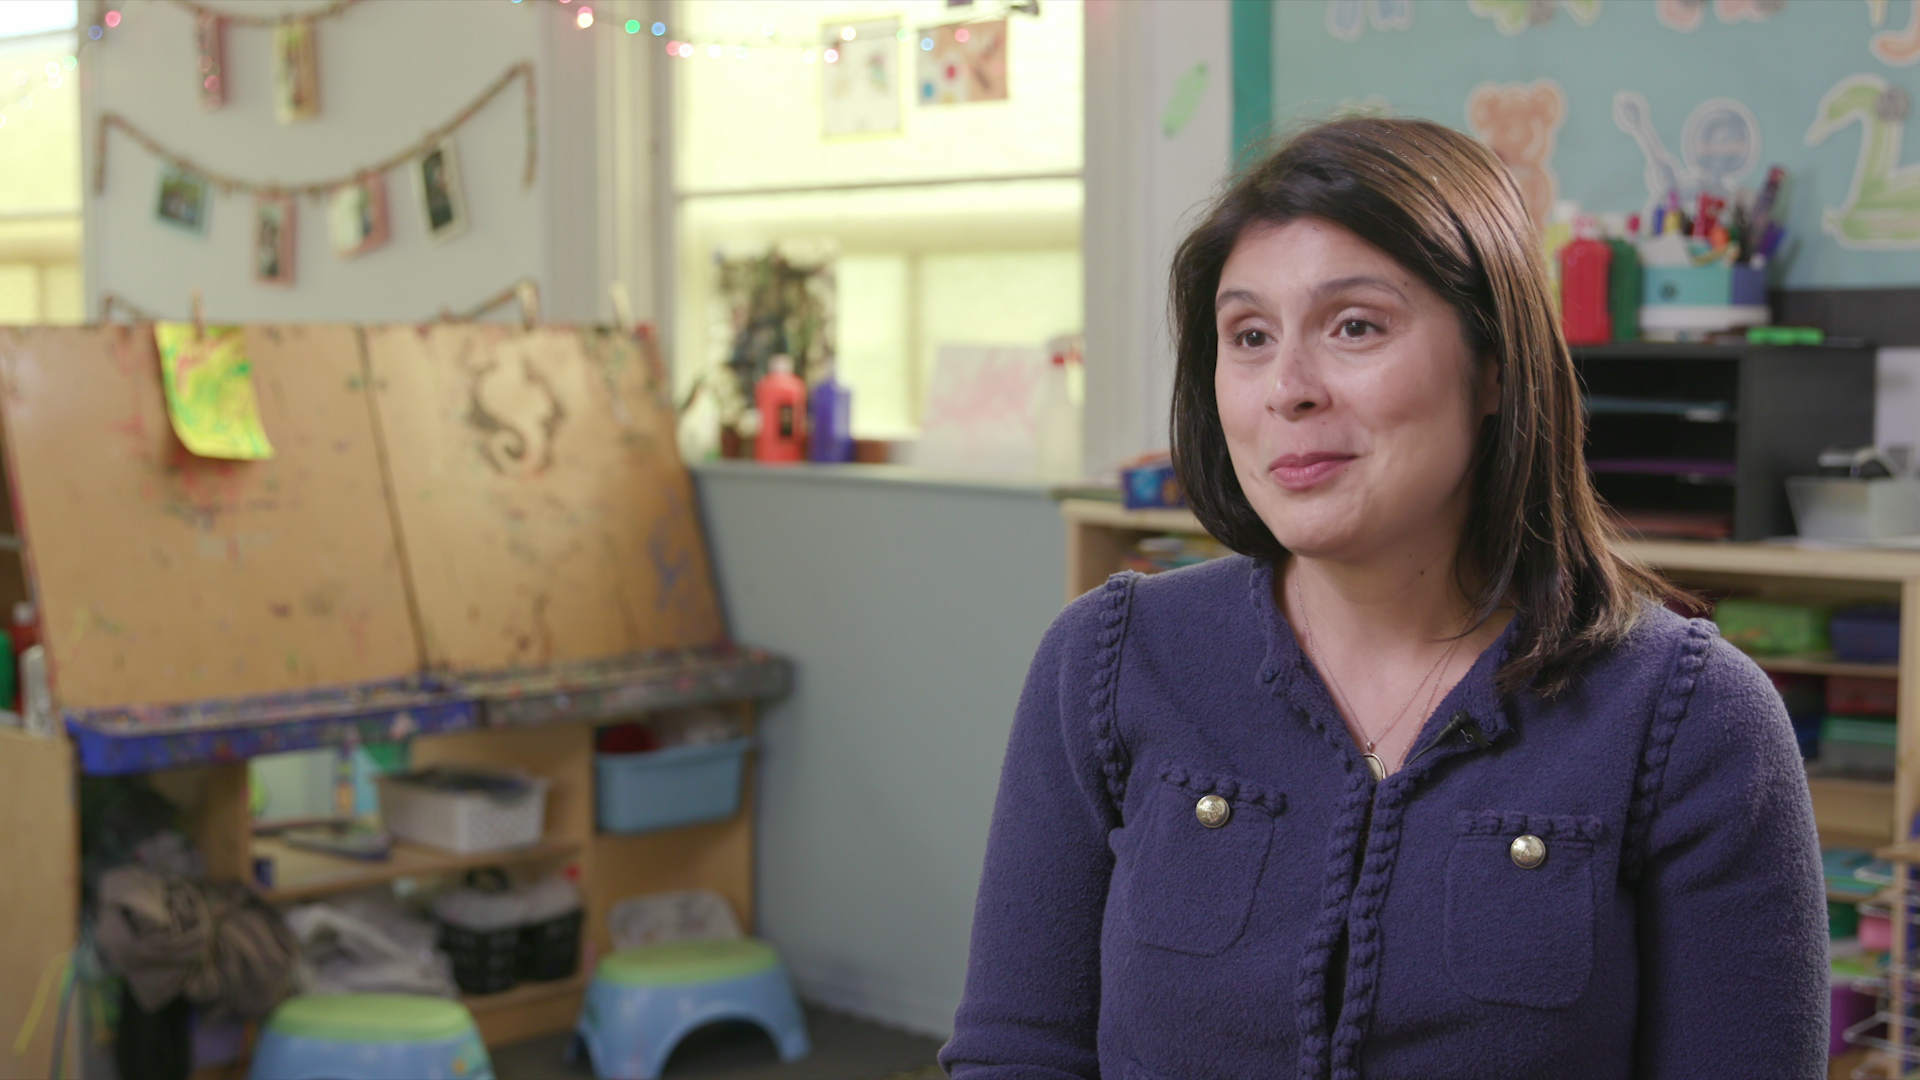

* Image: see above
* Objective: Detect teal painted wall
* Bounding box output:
[1270,0,1920,288]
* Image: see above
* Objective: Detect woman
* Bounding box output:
[940,118,1827,1079]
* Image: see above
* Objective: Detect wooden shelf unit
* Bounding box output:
[254,835,585,906]
[1061,500,1920,851]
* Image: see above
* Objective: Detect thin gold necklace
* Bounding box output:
[1294,572,1462,781]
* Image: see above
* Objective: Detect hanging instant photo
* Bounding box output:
[916,19,1009,106]
[156,167,211,234]
[414,137,468,243]
[822,18,902,137]
[195,12,225,110]
[254,195,296,286]
[272,18,320,124]
[328,172,390,258]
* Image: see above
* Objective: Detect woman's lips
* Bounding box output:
[1268,452,1356,491]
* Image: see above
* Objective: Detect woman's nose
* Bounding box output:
[1264,342,1329,418]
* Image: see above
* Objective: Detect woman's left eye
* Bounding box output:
[1336,319,1376,340]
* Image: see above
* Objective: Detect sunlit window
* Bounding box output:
[0,0,83,325]
[672,0,1083,442]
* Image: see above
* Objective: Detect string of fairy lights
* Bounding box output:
[515,0,1039,62]
[0,9,118,131]
[0,0,1038,134]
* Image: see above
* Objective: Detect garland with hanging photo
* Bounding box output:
[93,60,536,199]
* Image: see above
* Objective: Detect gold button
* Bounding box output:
[1196,795,1231,828]
[1510,834,1547,869]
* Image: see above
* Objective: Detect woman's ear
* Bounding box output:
[1476,356,1502,418]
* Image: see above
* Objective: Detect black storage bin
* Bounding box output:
[516,908,583,982]
[439,921,519,995]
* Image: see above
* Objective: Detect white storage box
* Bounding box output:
[1786,476,1920,542]
[377,768,549,854]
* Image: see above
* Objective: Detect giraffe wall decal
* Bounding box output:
[1806,72,1920,248]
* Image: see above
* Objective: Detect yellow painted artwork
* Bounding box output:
[154,323,275,460]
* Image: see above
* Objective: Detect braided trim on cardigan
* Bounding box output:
[1621,619,1715,882]
[1454,809,1608,843]
[1158,763,1287,815]
[1088,572,1138,806]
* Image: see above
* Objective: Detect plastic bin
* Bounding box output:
[1832,606,1901,665]
[378,769,548,854]
[517,908,583,982]
[1787,476,1920,542]
[1714,598,1830,656]
[439,921,519,995]
[596,738,751,835]
[1820,716,1897,778]
[1828,676,1898,716]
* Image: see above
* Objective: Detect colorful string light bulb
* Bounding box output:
[706,43,720,58]
[87,25,101,38]
[840,26,855,40]
[575,6,593,28]
[61,55,75,71]
[651,22,665,35]
[624,19,638,33]
[920,37,933,50]
[955,27,970,43]
[104,10,121,27]
[824,47,839,63]
[677,42,693,57]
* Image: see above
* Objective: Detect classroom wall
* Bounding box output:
[692,461,1067,1037]
[1269,0,1920,289]
[1082,0,1232,472]
[81,0,605,323]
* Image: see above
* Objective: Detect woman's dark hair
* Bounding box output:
[1169,116,1681,695]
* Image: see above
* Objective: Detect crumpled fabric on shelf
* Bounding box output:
[94,865,297,1018]
[284,889,457,997]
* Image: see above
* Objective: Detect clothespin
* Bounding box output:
[190,288,206,340]
[514,279,540,330]
[609,281,635,336]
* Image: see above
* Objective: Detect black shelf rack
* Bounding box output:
[1572,342,1876,542]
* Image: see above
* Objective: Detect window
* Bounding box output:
[671,0,1083,441]
[0,0,83,324]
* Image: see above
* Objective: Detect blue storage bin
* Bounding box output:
[596,738,751,835]
[1832,605,1901,664]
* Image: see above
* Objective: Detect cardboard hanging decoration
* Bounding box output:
[195,12,226,110]
[327,171,390,258]
[154,324,276,461]
[253,194,296,286]
[272,18,319,124]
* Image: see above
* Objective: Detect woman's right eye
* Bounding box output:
[1234,329,1271,349]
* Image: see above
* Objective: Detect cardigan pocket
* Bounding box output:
[1444,810,1605,1009]
[1110,765,1282,957]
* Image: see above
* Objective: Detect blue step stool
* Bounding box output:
[248,994,494,1080]
[574,938,810,1079]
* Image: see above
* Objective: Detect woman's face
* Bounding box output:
[1213,217,1498,565]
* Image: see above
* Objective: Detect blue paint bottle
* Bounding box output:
[808,370,853,463]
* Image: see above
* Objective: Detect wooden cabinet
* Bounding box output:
[1061,499,1920,852]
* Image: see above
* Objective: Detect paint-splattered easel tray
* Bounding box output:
[456,644,793,728]
[64,678,477,775]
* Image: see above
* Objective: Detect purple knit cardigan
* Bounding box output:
[940,556,1828,1080]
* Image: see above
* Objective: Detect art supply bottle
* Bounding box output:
[754,355,808,464]
[1542,201,1580,305]
[1602,214,1642,343]
[1559,215,1612,345]
[8,602,37,713]
[1035,338,1084,481]
[808,368,854,463]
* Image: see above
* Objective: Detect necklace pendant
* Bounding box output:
[1362,753,1387,781]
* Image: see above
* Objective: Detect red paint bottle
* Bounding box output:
[1559,215,1613,346]
[754,355,808,464]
